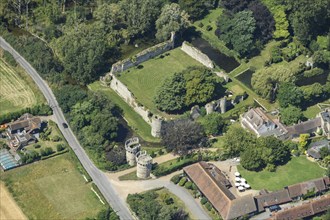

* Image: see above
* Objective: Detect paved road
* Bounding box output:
[0,37,134,220]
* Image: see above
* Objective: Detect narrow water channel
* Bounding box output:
[190,38,240,72]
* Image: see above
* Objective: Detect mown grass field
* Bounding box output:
[0,154,105,219]
[0,58,44,115]
[89,81,159,143]
[117,48,202,117]
[237,156,325,191]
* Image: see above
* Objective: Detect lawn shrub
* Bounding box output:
[201,197,208,205]
[152,157,197,177]
[184,181,193,189]
[170,174,182,184]
[56,144,65,152]
[178,177,187,186]
[34,144,41,149]
[52,135,62,142]
[205,202,212,211]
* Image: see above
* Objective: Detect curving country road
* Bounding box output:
[0,37,211,220]
[0,37,134,220]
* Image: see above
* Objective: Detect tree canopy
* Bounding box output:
[154,66,223,113]
[161,119,207,156]
[280,106,304,126]
[217,10,256,56]
[155,3,190,41]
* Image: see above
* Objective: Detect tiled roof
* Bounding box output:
[184,162,256,220]
[270,194,330,220]
[286,118,321,136]
[287,178,327,199]
[8,115,41,132]
[255,189,292,212]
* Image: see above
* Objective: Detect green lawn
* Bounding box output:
[237,156,326,191]
[0,154,105,219]
[88,81,159,143]
[117,48,202,118]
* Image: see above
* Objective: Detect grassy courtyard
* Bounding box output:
[117,48,202,117]
[0,58,44,115]
[0,153,105,219]
[237,156,325,191]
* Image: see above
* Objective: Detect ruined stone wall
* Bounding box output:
[110,32,175,75]
[110,75,152,124]
[181,41,214,69]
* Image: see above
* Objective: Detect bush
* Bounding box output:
[198,22,204,28]
[265,164,276,172]
[205,202,212,211]
[206,25,212,31]
[34,144,41,149]
[178,177,187,186]
[158,149,164,155]
[170,174,182,184]
[192,183,198,190]
[52,135,62,142]
[56,144,65,152]
[40,147,54,157]
[184,181,193,189]
[200,197,208,205]
[150,151,156,158]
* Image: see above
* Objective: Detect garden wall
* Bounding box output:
[110,32,175,75]
[181,42,214,69]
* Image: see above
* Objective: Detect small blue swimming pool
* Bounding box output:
[0,149,19,170]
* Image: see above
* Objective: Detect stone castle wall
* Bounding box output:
[181,41,214,69]
[110,32,175,75]
[109,76,152,124]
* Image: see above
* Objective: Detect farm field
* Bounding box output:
[0,58,44,115]
[117,48,202,117]
[237,156,325,191]
[0,153,105,219]
[0,182,27,220]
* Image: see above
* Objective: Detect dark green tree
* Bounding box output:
[161,119,207,156]
[223,126,256,157]
[277,82,304,108]
[154,73,186,113]
[217,10,256,56]
[155,3,190,41]
[241,145,265,171]
[199,113,225,136]
[280,106,304,125]
[178,0,211,21]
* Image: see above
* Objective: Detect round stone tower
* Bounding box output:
[205,103,214,115]
[136,151,153,179]
[125,137,141,166]
[151,116,163,137]
[220,97,227,114]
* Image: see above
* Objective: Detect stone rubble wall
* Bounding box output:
[110,32,175,75]
[181,41,214,69]
[109,75,152,124]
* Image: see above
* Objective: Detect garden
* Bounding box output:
[237,156,326,191]
[127,188,191,220]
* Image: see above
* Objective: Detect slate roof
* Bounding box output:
[254,189,292,212]
[307,140,329,159]
[8,114,41,133]
[286,118,321,137]
[184,162,257,220]
[270,194,330,220]
[287,177,327,199]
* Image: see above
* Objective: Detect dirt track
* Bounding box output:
[0,183,26,220]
